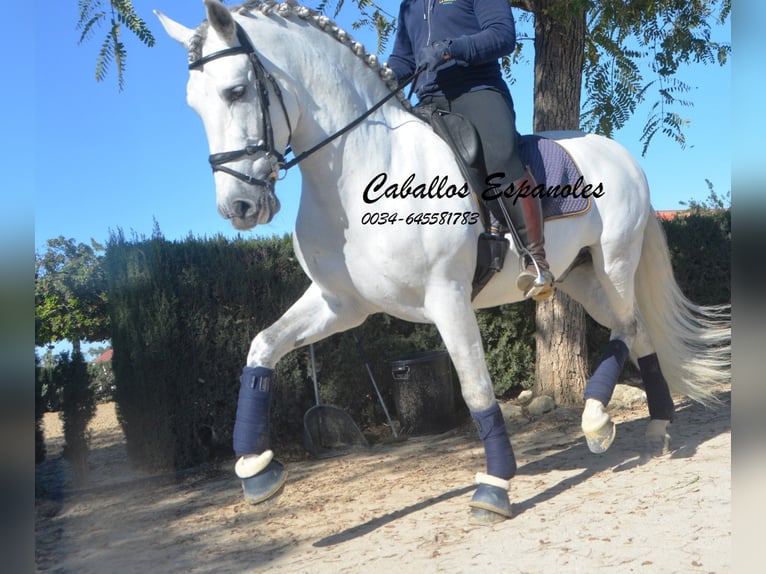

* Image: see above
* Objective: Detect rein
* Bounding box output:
[281,71,419,171]
[189,21,419,187]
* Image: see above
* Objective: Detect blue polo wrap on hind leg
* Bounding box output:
[584,339,629,406]
[233,366,275,457]
[638,353,675,422]
[471,403,516,480]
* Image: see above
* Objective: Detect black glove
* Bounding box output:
[417,40,452,72]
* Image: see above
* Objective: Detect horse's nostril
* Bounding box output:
[232,200,254,218]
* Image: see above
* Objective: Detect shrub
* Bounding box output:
[57,351,96,484]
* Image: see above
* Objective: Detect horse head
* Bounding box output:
[156,1,295,230]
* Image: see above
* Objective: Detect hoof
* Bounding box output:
[641,438,669,459]
[241,459,287,504]
[582,401,616,454]
[642,420,671,457]
[584,419,616,454]
[469,484,512,524]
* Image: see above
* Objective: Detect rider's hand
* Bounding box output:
[417,40,453,72]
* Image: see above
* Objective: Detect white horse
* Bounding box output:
[156,0,730,523]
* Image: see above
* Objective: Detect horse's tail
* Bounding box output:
[634,212,731,405]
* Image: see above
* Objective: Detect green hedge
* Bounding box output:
[104,210,729,471]
[105,232,305,469]
[661,209,731,305]
[39,351,96,484]
[105,232,482,470]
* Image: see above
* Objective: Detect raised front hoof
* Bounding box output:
[241,459,288,505]
[584,419,616,454]
[469,484,512,525]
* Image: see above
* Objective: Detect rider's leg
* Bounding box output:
[450,90,553,301]
[501,166,554,301]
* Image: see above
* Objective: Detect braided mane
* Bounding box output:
[187,0,411,110]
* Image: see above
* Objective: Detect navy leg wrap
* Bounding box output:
[471,403,516,480]
[233,366,275,457]
[638,353,675,422]
[584,339,629,406]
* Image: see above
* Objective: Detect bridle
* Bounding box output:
[189,23,290,190]
[188,20,417,190]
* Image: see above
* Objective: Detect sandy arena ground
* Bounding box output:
[35,385,730,573]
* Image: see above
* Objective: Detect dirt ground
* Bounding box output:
[35,384,730,573]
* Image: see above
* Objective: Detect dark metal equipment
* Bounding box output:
[302,344,369,459]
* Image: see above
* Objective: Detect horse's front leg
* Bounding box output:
[234,282,366,504]
[425,284,516,524]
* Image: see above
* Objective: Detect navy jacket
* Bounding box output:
[387,0,516,99]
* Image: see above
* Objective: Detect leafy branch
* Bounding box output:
[77,0,155,91]
[580,0,730,154]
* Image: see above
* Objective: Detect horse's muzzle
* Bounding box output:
[220,193,280,230]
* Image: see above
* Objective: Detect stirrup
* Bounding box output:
[516,255,554,301]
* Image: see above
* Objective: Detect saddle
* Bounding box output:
[412,106,592,299]
[412,105,510,299]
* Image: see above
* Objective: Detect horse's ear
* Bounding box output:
[154,10,195,49]
[204,0,236,41]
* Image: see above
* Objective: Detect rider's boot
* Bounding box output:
[491,167,554,301]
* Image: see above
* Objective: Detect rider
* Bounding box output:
[387,0,553,300]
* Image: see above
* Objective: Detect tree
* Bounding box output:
[681,178,731,212]
[580,0,730,154]
[512,0,729,404]
[523,0,590,406]
[35,237,110,355]
[56,350,97,485]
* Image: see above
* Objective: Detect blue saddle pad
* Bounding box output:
[518,135,592,221]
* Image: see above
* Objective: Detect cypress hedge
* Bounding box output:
[105,231,472,469]
[55,351,96,484]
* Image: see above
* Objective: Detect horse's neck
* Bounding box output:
[240,12,419,206]
[243,12,395,152]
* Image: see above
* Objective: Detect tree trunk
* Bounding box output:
[530,1,589,407]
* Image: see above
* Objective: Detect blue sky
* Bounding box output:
[25,1,730,355]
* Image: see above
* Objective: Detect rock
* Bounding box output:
[609,384,646,409]
[527,395,556,416]
[516,390,534,404]
[500,403,524,420]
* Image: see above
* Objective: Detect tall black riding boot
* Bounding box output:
[489,167,554,301]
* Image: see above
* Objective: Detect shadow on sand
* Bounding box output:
[313,388,730,547]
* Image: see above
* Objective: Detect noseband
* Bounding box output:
[189,23,291,190]
[188,20,419,189]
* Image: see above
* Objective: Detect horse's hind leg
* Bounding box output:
[559,259,673,454]
[234,282,367,503]
[636,353,674,455]
[424,287,515,524]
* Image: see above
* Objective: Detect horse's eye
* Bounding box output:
[226,85,247,101]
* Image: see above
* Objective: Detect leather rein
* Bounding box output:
[188,22,414,189]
